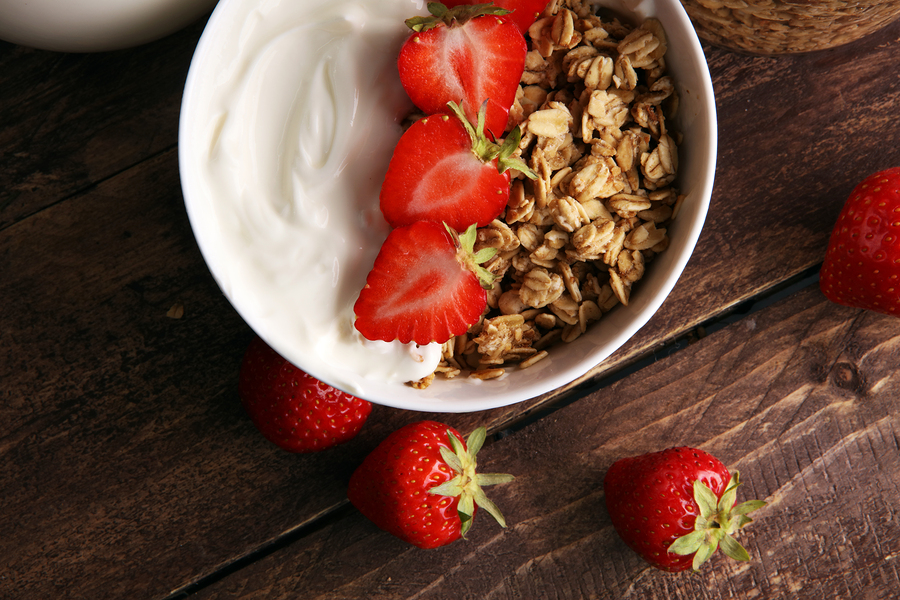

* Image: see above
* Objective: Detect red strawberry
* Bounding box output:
[443,0,549,34]
[347,420,514,549]
[604,447,766,572]
[399,2,527,136]
[238,335,372,453]
[820,166,900,317]
[380,102,533,231]
[353,221,496,345]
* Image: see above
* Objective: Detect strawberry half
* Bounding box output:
[380,101,533,231]
[348,420,515,549]
[238,335,372,453]
[353,221,497,345]
[820,166,900,317]
[604,447,766,572]
[399,2,527,136]
[443,0,550,33]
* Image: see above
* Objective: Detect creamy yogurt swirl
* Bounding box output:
[182,0,443,394]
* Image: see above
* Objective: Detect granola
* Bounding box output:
[412,0,684,388]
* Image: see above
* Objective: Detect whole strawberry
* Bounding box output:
[347,421,514,549]
[238,335,372,453]
[399,2,527,136]
[380,102,534,231]
[604,447,766,572]
[820,166,900,317]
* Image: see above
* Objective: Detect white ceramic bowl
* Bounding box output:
[0,0,218,52]
[179,0,716,413]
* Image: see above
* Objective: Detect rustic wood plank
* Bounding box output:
[189,284,900,600]
[1,149,248,597]
[0,18,206,230]
[2,16,900,600]
[0,149,497,599]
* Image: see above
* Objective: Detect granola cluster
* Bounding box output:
[412,0,683,389]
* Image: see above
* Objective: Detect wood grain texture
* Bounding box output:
[0,151,503,598]
[191,285,900,600]
[2,14,900,600]
[0,19,206,230]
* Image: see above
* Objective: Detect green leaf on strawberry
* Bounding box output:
[666,472,766,571]
[353,221,497,345]
[441,0,550,33]
[604,446,767,572]
[348,421,515,549]
[427,425,514,536]
[380,101,534,231]
[406,1,513,32]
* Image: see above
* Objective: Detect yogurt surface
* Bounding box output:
[181,0,443,394]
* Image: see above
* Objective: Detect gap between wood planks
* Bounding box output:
[162,264,823,600]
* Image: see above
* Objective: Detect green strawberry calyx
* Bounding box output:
[428,426,515,538]
[406,2,512,32]
[668,471,767,571]
[445,100,537,179]
[448,223,499,290]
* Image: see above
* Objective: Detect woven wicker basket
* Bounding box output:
[680,0,900,54]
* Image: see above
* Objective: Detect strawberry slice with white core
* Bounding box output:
[353,222,496,345]
[399,2,527,136]
[380,101,534,231]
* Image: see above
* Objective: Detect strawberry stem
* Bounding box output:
[447,223,498,289]
[428,426,515,538]
[667,472,767,571]
[445,101,537,179]
[406,2,513,32]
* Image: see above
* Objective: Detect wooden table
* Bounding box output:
[3,11,900,600]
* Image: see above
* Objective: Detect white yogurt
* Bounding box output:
[180,0,443,394]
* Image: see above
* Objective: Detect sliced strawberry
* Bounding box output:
[399,2,527,136]
[442,0,549,34]
[380,102,533,231]
[353,221,496,345]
